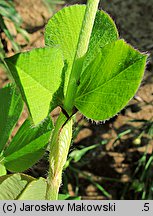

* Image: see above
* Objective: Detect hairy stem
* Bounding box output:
[64,0,100,115]
[46,112,72,200]
[46,0,100,200]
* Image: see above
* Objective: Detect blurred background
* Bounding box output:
[0,0,153,199]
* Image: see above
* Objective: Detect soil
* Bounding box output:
[0,0,153,199]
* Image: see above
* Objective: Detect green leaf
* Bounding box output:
[4,117,52,156]
[0,15,20,51]
[0,0,23,51]
[68,196,81,200]
[0,38,5,60]
[18,177,47,200]
[4,117,53,172]
[4,136,49,172]
[0,174,28,200]
[0,1,22,25]
[45,5,118,95]
[75,40,147,121]
[5,47,64,125]
[58,193,70,200]
[0,173,46,200]
[69,144,99,163]
[15,25,29,42]
[0,84,23,152]
[58,194,81,200]
[0,173,34,185]
[83,9,118,70]
[0,0,29,50]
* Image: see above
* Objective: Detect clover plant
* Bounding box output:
[1,0,147,200]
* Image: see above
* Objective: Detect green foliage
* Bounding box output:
[5,5,147,125]
[18,177,47,200]
[123,154,153,200]
[63,139,110,198]
[0,84,53,174]
[0,174,28,200]
[58,193,70,200]
[45,5,118,96]
[0,84,23,152]
[4,118,52,172]
[0,0,29,52]
[5,47,64,125]
[121,118,153,200]
[1,0,148,200]
[0,0,21,25]
[0,173,79,200]
[0,173,46,200]
[75,39,147,120]
[68,143,101,163]
[0,38,5,61]
[58,193,81,200]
